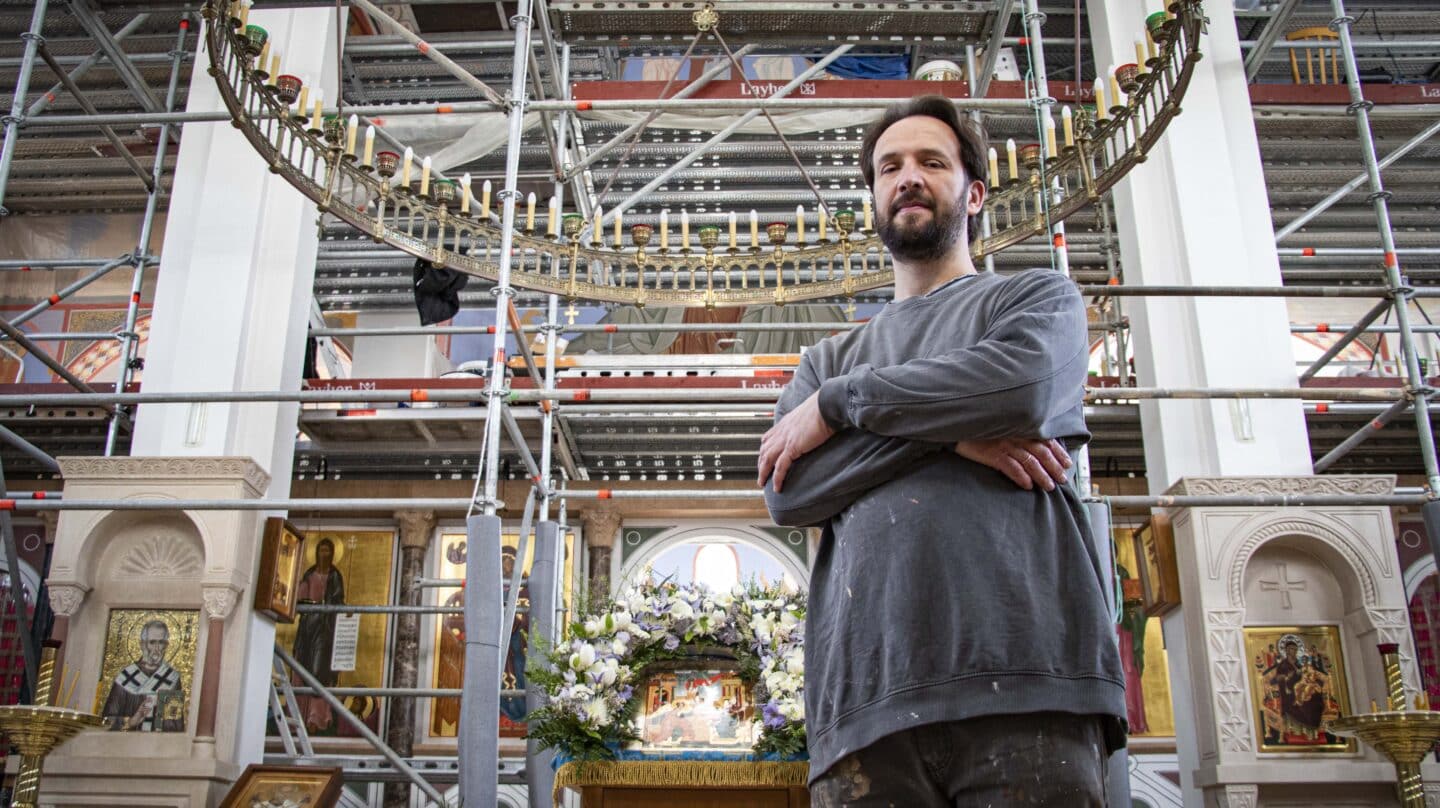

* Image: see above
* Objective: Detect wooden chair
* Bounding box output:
[1287,26,1342,84]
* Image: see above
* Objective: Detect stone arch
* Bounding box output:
[618,524,809,593]
[1225,514,1379,611]
[65,499,212,590]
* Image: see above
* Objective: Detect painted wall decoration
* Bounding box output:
[1113,527,1176,737]
[1244,625,1355,753]
[274,530,396,738]
[430,529,574,738]
[94,608,199,732]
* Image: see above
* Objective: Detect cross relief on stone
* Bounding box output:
[1259,562,1307,610]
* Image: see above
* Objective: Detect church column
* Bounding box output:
[1082,4,1323,807]
[383,509,435,808]
[581,506,623,600]
[195,584,240,744]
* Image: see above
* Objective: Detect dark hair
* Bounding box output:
[860,95,989,241]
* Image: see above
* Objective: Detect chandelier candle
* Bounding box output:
[1006,138,1019,182]
[345,115,358,157]
[1062,106,1074,148]
[660,210,669,250]
[796,205,805,244]
[419,156,431,197]
[1094,78,1108,119]
[525,192,537,232]
[613,208,622,246]
[481,180,491,218]
[547,196,559,237]
[362,126,375,167]
[728,211,737,249]
[400,147,413,188]
[750,210,759,248]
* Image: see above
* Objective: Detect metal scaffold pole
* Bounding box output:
[0,0,48,215]
[1329,0,1440,498]
[460,0,539,801]
[105,16,190,456]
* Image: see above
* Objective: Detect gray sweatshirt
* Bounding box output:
[764,269,1126,782]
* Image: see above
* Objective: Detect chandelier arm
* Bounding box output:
[593,29,707,207]
[203,0,1206,308]
[709,27,832,222]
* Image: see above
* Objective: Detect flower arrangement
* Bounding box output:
[527,578,807,760]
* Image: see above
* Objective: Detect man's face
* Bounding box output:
[871,115,984,263]
[502,554,515,577]
[317,542,334,568]
[1284,644,1298,662]
[140,626,169,668]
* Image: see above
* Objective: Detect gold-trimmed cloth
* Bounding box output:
[554,760,810,802]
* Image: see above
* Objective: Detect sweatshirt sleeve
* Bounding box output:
[815,270,1088,444]
[764,345,943,528]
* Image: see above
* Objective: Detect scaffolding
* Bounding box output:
[2,1,1440,806]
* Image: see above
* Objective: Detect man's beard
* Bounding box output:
[877,189,967,263]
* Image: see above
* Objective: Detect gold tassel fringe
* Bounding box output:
[553,760,809,801]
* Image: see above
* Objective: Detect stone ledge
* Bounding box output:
[1165,475,1396,499]
[57,456,271,497]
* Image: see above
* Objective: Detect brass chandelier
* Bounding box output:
[204,0,1206,309]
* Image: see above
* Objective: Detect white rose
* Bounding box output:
[670,600,694,621]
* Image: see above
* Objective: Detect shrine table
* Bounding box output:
[554,758,810,808]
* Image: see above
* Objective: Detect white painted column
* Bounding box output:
[129,7,338,766]
[1087,0,1312,488]
[1085,4,1313,807]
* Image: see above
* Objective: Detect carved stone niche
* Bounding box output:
[41,456,271,807]
[1160,475,1436,807]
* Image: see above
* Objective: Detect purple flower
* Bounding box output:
[663,634,681,651]
[617,685,634,701]
[762,701,787,729]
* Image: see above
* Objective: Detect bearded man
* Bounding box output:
[760,95,1126,806]
[102,619,186,732]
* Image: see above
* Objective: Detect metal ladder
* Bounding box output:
[268,655,315,758]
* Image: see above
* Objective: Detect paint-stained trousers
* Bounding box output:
[810,712,1109,808]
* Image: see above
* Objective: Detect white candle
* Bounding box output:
[681,209,690,248]
[1094,78,1108,119]
[268,51,280,82]
[296,80,309,115]
[1061,106,1074,147]
[1044,117,1057,158]
[419,155,431,196]
[362,125,375,164]
[525,192,537,231]
[345,114,358,156]
[818,206,827,241]
[594,205,604,243]
[862,195,872,231]
[238,0,249,28]
[987,146,1000,187]
[795,205,805,243]
[257,40,270,72]
[460,173,471,213]
[310,90,323,130]
[749,209,759,247]
[481,180,492,217]
[613,208,622,246]
[660,209,670,250]
[400,146,413,186]
[1109,64,1123,109]
[547,195,558,236]
[728,211,737,249]
[1005,138,1018,180]
[1135,38,1147,70]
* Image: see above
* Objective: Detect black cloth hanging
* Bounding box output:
[412,258,470,325]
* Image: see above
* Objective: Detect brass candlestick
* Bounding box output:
[0,643,103,808]
[1327,644,1440,808]
[697,225,720,299]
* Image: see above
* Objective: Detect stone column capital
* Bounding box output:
[201,584,242,621]
[39,510,59,540]
[393,509,437,550]
[47,583,88,618]
[581,505,624,549]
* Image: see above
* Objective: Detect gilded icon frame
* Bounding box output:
[1244,625,1356,754]
[255,517,305,623]
[219,764,343,808]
